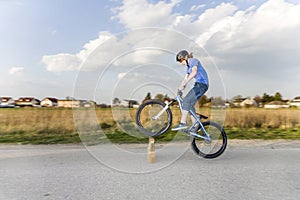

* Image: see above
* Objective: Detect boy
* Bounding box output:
[172,50,209,131]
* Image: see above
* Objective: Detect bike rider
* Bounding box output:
[172,50,209,131]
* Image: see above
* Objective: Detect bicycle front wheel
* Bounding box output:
[136,100,172,137]
[191,121,227,159]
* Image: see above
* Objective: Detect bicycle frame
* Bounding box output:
[154,93,212,141]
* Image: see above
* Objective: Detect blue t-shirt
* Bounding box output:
[186,58,209,85]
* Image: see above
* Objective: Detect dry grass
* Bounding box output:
[0,107,299,143]
[0,108,75,133]
[0,108,77,143]
[224,108,300,129]
[169,108,300,129]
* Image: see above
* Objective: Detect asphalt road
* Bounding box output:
[0,140,300,200]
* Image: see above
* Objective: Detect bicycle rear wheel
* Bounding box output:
[136,100,172,137]
[191,121,227,159]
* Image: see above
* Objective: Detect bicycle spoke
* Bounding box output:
[191,121,227,158]
[136,100,172,136]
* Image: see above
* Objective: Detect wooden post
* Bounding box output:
[148,137,155,163]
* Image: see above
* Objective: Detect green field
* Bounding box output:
[0,107,299,144]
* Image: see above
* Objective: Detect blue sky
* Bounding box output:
[1,0,300,103]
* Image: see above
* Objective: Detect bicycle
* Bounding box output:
[136,91,227,159]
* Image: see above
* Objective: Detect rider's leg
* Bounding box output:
[189,83,208,131]
[191,113,196,124]
[172,89,196,131]
[180,110,189,123]
[172,83,208,131]
[172,110,189,131]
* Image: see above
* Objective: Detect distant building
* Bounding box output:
[232,98,257,108]
[41,97,58,107]
[240,99,258,107]
[113,99,139,108]
[290,96,300,108]
[80,100,96,108]
[15,97,40,107]
[264,101,289,109]
[57,100,80,108]
[0,97,15,108]
[233,98,247,107]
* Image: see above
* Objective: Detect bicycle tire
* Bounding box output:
[136,100,172,137]
[191,121,227,159]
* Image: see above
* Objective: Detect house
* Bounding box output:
[240,99,258,107]
[113,99,139,108]
[264,101,289,109]
[0,97,15,108]
[233,98,247,107]
[290,96,300,108]
[57,100,80,108]
[41,97,58,107]
[15,97,40,107]
[80,100,96,108]
[128,100,139,108]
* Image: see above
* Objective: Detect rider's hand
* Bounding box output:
[177,90,183,96]
[179,83,186,90]
[180,86,185,90]
[179,78,188,90]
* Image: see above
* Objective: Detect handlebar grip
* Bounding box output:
[177,90,183,96]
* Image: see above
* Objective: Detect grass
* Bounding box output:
[0,107,299,144]
[226,127,300,140]
[0,130,80,144]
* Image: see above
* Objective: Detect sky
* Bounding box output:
[1,0,300,104]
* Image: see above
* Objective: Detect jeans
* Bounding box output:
[182,82,208,113]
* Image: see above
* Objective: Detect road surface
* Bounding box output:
[0,140,299,200]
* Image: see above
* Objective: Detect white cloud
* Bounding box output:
[113,0,181,29]
[9,67,24,75]
[42,31,114,72]
[42,0,300,72]
[198,0,300,70]
[118,72,127,79]
[42,0,300,99]
[43,27,192,73]
[42,53,80,72]
[190,4,205,11]
[43,1,242,73]
[172,2,239,44]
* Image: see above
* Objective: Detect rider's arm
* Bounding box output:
[179,66,197,90]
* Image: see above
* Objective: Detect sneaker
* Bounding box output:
[172,123,188,131]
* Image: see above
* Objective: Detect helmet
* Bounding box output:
[176,50,189,62]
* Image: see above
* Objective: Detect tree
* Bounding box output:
[142,92,152,103]
[198,95,208,107]
[253,95,262,106]
[154,94,164,102]
[262,93,274,104]
[145,92,151,100]
[113,97,120,105]
[66,96,75,100]
[211,96,225,107]
[274,92,283,101]
[128,100,139,108]
[253,95,261,102]
[163,94,171,102]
